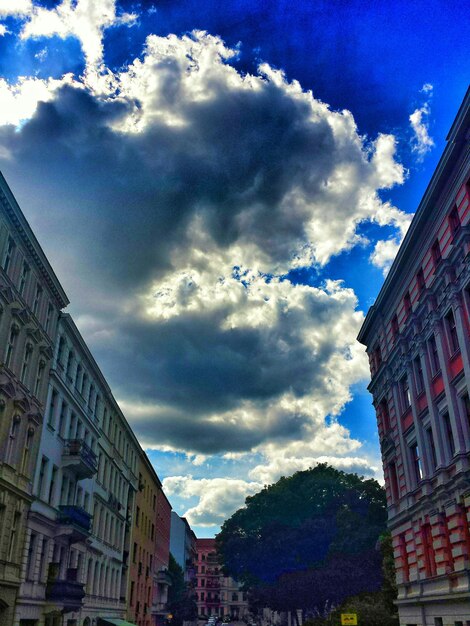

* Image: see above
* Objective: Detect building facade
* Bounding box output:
[127,454,172,626]
[153,487,172,626]
[0,173,68,625]
[358,89,470,624]
[195,539,248,622]
[170,513,197,584]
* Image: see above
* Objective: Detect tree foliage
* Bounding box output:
[216,464,392,616]
[168,553,198,626]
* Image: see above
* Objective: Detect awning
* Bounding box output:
[98,619,138,626]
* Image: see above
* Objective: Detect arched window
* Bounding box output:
[21,426,35,476]
[34,360,45,397]
[5,323,19,368]
[20,343,33,384]
[6,415,21,466]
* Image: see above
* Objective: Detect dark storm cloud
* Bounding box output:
[0,32,398,453]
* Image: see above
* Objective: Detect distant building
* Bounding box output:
[358,89,470,624]
[195,538,249,621]
[0,172,68,625]
[153,487,173,626]
[170,512,197,582]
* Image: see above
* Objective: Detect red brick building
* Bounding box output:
[358,89,470,624]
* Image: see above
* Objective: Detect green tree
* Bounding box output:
[168,553,198,626]
[217,464,393,620]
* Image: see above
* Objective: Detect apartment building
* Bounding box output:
[170,513,197,584]
[0,173,68,625]
[153,487,172,626]
[13,312,141,626]
[195,539,248,622]
[358,89,470,624]
[127,454,172,626]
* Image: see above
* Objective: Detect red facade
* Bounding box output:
[358,89,470,624]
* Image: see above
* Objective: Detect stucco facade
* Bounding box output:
[358,89,470,625]
[0,172,68,625]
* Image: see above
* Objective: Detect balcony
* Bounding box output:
[155,569,172,586]
[62,439,98,479]
[45,564,85,612]
[56,505,92,543]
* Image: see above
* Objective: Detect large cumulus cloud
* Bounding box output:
[0,29,407,526]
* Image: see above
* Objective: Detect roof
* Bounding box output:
[358,85,470,345]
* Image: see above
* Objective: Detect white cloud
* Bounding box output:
[163,476,262,527]
[409,83,434,160]
[0,0,137,70]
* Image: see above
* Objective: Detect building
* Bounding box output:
[170,513,197,583]
[127,453,172,626]
[153,487,172,626]
[195,539,248,622]
[358,89,470,624]
[13,312,141,626]
[0,172,68,625]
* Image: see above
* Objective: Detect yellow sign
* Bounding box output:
[341,615,357,626]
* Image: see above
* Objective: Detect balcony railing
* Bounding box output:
[57,505,92,542]
[45,564,85,612]
[62,439,98,479]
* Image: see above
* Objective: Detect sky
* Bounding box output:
[0,0,468,537]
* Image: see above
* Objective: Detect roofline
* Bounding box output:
[0,171,69,308]
[358,86,470,345]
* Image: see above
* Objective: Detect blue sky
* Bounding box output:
[0,0,468,536]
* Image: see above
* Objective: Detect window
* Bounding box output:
[32,283,43,316]
[20,343,33,384]
[389,461,399,502]
[417,268,425,295]
[398,533,409,582]
[443,412,456,457]
[26,533,37,580]
[19,261,30,296]
[446,309,459,353]
[2,236,16,273]
[410,442,423,482]
[380,398,390,432]
[58,402,68,437]
[5,323,19,368]
[427,427,437,469]
[45,303,53,334]
[130,580,135,606]
[462,393,470,432]
[422,523,436,577]
[7,512,21,562]
[5,415,20,465]
[432,239,442,267]
[449,206,461,235]
[48,465,58,505]
[136,506,140,527]
[66,350,74,378]
[428,334,440,375]
[372,343,382,372]
[37,456,48,499]
[401,375,411,411]
[34,360,45,397]
[414,356,424,394]
[391,314,399,339]
[57,336,65,365]
[133,541,137,563]
[404,292,412,317]
[21,426,34,475]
